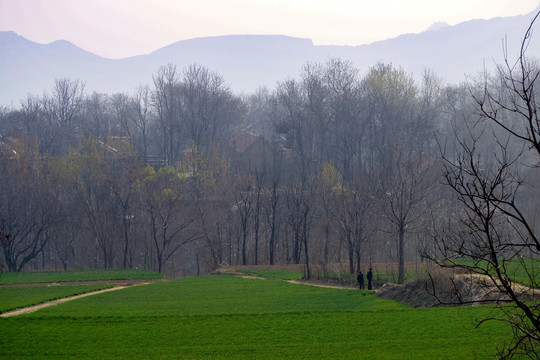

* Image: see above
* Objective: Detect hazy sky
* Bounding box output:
[1,0,539,59]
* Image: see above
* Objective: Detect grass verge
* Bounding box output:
[452,258,540,288]
[0,268,164,285]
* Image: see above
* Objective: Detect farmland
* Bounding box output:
[0,284,113,314]
[0,268,164,285]
[0,269,511,359]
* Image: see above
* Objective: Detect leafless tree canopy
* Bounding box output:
[427,12,540,359]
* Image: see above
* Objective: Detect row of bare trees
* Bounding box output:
[2,56,533,287]
[268,60,442,282]
[0,60,444,281]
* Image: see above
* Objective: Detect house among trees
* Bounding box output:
[228,132,296,178]
[228,132,271,174]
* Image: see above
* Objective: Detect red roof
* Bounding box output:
[229,133,259,154]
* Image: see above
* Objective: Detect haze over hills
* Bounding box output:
[1,8,540,106]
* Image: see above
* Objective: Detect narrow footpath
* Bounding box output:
[286,280,357,290]
[1,282,153,317]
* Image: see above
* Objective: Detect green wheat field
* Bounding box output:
[0,269,511,359]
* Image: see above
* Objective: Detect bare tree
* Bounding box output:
[110,156,141,269]
[263,144,284,265]
[65,139,120,269]
[334,181,379,274]
[232,174,255,265]
[180,64,239,151]
[265,170,282,265]
[43,78,85,154]
[0,219,10,273]
[152,64,182,165]
[275,79,311,176]
[110,92,134,140]
[18,94,43,149]
[132,84,152,164]
[323,58,366,182]
[430,12,540,359]
[137,166,199,273]
[0,150,60,272]
[187,144,233,270]
[285,175,317,277]
[365,64,438,284]
[82,92,110,140]
[381,151,436,284]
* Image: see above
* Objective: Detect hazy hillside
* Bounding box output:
[1,8,539,106]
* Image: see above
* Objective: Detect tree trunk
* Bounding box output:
[303,233,310,279]
[324,224,329,264]
[293,229,301,264]
[242,232,247,265]
[122,210,130,268]
[348,240,355,274]
[398,224,405,284]
[254,217,259,265]
[269,225,275,265]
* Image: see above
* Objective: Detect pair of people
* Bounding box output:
[356,268,373,290]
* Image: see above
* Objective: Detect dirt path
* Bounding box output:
[1,282,152,318]
[286,280,357,290]
[237,275,266,280]
[229,272,355,289]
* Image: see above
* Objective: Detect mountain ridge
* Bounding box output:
[1,9,540,106]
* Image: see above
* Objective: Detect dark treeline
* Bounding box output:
[0,59,533,281]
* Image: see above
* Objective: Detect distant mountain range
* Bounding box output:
[2,8,540,106]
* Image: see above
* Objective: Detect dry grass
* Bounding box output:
[376,265,540,307]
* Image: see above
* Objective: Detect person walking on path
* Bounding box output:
[367,267,373,290]
[356,271,364,289]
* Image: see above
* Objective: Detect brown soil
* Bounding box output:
[237,275,266,280]
[375,268,540,308]
[286,280,357,290]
